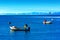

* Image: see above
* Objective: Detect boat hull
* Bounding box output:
[10,27,30,31]
[43,21,52,24]
[11,29,30,31]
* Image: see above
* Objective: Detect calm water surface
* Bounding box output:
[0,15,60,40]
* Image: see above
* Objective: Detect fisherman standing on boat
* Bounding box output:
[24,24,28,30]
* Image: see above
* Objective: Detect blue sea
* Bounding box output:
[0,15,60,40]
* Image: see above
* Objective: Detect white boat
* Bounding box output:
[43,21,52,24]
[10,26,30,31]
[10,26,17,30]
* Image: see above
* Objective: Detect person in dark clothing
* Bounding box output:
[24,24,28,30]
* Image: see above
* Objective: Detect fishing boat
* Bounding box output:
[43,21,52,24]
[10,26,30,31]
[43,19,52,24]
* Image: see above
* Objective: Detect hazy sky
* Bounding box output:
[0,0,60,13]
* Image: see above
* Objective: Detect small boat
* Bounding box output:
[43,21,52,24]
[10,26,30,31]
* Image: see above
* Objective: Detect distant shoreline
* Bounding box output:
[0,15,60,16]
